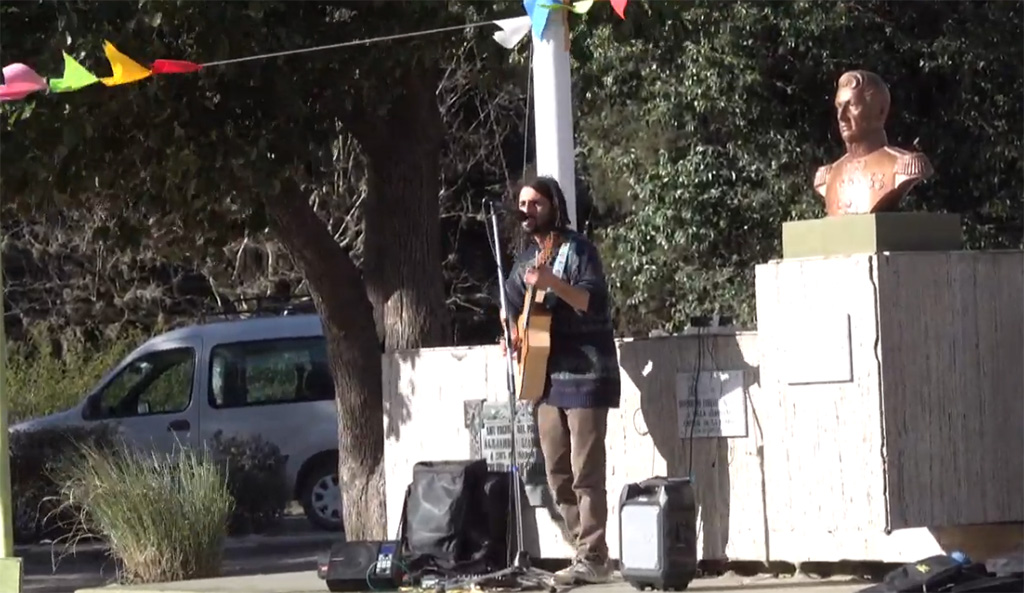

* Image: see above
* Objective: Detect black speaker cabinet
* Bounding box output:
[619,477,697,591]
[317,540,403,592]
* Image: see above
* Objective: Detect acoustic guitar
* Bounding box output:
[514,237,557,403]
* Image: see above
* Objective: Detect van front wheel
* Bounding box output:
[300,462,344,532]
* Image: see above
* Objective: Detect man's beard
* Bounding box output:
[522,215,554,236]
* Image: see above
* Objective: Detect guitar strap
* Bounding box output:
[542,239,573,309]
[523,237,574,321]
[551,240,572,280]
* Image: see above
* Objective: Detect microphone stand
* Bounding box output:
[442,199,554,592]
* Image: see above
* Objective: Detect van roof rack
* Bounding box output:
[198,295,317,324]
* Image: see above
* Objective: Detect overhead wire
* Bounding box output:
[201,20,505,68]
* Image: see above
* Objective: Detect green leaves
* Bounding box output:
[577,0,1022,333]
[1,1,508,248]
[2,0,1020,340]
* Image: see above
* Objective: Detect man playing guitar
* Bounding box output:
[500,176,621,585]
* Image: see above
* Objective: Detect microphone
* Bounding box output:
[505,209,528,222]
[484,199,528,222]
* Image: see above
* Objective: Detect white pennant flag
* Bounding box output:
[492,16,532,49]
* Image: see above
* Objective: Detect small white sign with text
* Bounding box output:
[675,370,748,438]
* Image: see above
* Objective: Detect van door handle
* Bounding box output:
[167,419,191,432]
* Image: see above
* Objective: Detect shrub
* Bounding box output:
[11,426,290,544]
[55,443,233,584]
[4,325,144,424]
[10,425,119,544]
[210,431,290,535]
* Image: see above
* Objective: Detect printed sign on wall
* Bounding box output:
[465,399,547,507]
[675,370,749,438]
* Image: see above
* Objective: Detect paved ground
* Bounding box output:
[73,572,870,593]
[26,547,323,593]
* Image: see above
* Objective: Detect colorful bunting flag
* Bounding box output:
[492,16,533,49]
[610,0,628,19]
[151,59,203,74]
[0,63,48,102]
[99,41,151,87]
[571,1,595,14]
[0,11,630,104]
[48,52,100,93]
[523,0,553,40]
[542,0,595,14]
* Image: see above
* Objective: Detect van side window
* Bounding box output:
[90,348,196,419]
[209,338,334,408]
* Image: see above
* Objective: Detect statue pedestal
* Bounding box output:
[754,249,1023,562]
[782,212,962,259]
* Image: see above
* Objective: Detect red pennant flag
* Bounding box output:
[610,0,627,19]
[151,59,203,74]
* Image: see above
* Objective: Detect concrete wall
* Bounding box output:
[381,250,1022,564]
[382,333,767,563]
[874,251,1023,528]
[754,250,1023,561]
[382,333,939,563]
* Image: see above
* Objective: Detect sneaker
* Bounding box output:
[554,556,612,585]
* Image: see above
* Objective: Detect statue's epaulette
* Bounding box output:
[814,164,831,188]
[894,151,934,178]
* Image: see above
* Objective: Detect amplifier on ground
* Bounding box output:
[619,477,698,591]
[317,540,404,592]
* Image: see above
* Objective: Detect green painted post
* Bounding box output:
[0,253,22,592]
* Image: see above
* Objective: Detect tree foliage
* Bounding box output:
[1,0,528,538]
[2,2,530,344]
[575,0,1023,334]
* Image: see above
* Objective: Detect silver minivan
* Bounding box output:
[11,313,343,531]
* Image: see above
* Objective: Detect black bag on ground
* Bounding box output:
[398,459,509,579]
[857,555,986,592]
[947,574,1024,592]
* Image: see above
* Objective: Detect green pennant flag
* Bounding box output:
[48,52,99,93]
[541,0,594,14]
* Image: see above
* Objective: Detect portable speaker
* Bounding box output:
[619,477,698,591]
[317,540,403,592]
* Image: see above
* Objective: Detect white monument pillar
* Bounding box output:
[530,10,577,230]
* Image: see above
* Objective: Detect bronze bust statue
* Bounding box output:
[814,70,934,216]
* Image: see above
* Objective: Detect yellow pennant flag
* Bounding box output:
[99,41,151,87]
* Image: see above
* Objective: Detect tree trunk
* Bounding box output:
[360,70,451,350]
[262,179,386,540]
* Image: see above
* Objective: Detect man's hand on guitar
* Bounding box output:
[524,265,556,290]
[500,326,521,358]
